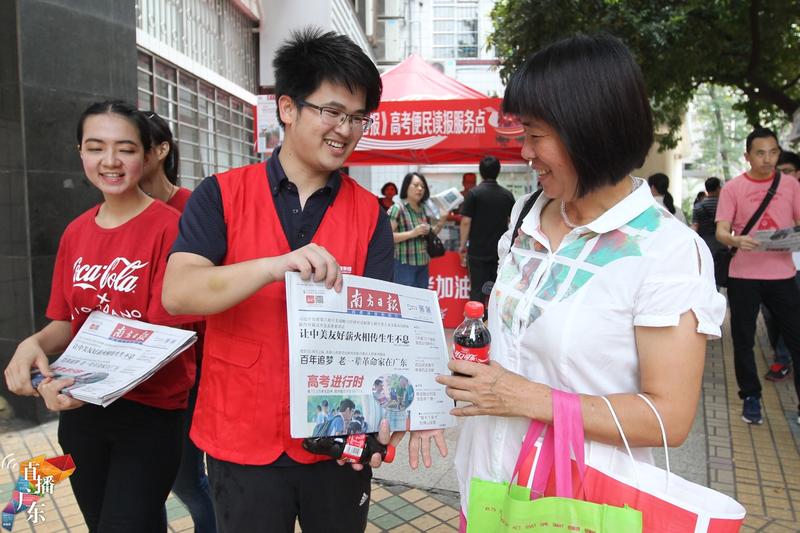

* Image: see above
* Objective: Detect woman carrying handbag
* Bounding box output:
[388,172,445,288]
[435,34,735,531]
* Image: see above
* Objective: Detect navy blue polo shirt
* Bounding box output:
[171,147,394,281]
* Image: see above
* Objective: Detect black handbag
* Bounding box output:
[715,173,781,287]
[426,231,446,258]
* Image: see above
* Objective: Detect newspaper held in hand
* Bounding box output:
[427,187,464,218]
[752,226,800,252]
[30,311,196,407]
[286,273,455,438]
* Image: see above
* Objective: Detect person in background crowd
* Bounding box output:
[162,28,446,533]
[388,172,445,289]
[436,34,725,531]
[777,150,800,180]
[692,177,723,255]
[716,127,800,425]
[140,111,217,533]
[760,150,800,382]
[4,101,198,531]
[447,172,478,224]
[694,191,707,205]
[459,155,515,309]
[648,172,687,223]
[378,181,398,211]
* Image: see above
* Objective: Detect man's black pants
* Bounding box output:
[727,277,800,410]
[207,455,372,533]
[467,256,499,306]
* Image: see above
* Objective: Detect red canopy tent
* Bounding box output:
[347,54,524,166]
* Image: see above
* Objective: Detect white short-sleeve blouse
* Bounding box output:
[453,178,726,511]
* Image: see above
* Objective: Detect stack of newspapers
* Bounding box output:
[31,311,196,407]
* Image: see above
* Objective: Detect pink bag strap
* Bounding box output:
[511,419,549,484]
[531,390,587,499]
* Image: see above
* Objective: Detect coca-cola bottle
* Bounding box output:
[302,433,396,464]
[452,301,491,377]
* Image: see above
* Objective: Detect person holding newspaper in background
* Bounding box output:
[139,111,217,533]
[435,34,726,530]
[715,127,800,425]
[162,28,446,533]
[4,101,197,532]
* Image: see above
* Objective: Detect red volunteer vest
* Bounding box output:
[190,162,379,465]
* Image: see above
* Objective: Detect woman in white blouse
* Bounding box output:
[436,34,726,528]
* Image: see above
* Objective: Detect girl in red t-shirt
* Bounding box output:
[139,111,192,212]
[139,110,217,532]
[4,101,196,532]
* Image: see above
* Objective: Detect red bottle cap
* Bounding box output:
[464,301,484,319]
[383,444,396,463]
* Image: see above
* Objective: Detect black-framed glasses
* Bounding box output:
[298,100,374,133]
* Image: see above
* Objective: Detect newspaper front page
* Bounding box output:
[32,311,196,406]
[752,226,800,252]
[286,273,455,438]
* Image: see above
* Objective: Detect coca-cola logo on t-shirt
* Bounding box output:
[72,257,149,293]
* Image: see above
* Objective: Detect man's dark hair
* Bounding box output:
[705,177,721,193]
[399,172,431,203]
[321,399,328,407]
[272,27,382,127]
[339,398,356,411]
[479,155,501,181]
[745,127,779,153]
[778,150,800,170]
[76,100,152,152]
[503,34,653,198]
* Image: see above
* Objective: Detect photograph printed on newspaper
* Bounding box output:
[31,311,196,406]
[286,273,455,438]
[752,226,800,252]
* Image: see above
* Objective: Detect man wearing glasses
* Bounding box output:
[163,28,446,533]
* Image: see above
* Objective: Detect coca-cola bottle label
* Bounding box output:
[342,433,366,462]
[453,344,490,364]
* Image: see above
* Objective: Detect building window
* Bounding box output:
[137,49,257,188]
[432,0,479,59]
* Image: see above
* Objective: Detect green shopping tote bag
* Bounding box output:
[466,390,642,532]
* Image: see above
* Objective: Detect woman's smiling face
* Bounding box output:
[520,117,579,201]
[79,113,147,196]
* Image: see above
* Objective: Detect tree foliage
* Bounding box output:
[690,84,751,182]
[488,0,800,149]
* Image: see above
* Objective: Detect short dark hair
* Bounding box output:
[778,150,800,170]
[705,177,721,193]
[745,127,779,153]
[321,399,328,407]
[273,27,382,127]
[76,100,151,152]
[479,156,500,181]
[339,398,355,412]
[380,182,397,195]
[503,34,653,197]
[142,111,180,185]
[399,172,431,203]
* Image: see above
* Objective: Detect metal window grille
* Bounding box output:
[137,49,257,188]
